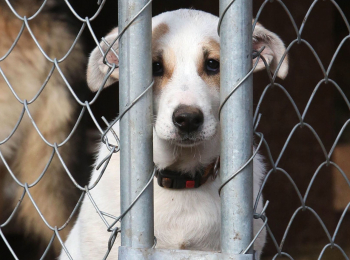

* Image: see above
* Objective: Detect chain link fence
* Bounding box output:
[0,0,349,259]
[253,1,350,258]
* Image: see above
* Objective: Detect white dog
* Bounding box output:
[59,9,288,260]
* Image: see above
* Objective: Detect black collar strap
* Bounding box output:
[155,158,219,189]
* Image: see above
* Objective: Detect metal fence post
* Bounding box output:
[118,0,154,252]
[219,0,254,256]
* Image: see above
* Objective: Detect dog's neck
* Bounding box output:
[153,132,220,175]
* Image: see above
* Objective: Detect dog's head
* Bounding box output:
[87,9,288,169]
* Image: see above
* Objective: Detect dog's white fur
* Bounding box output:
[59,9,288,260]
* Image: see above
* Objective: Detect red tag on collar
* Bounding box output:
[186,180,195,188]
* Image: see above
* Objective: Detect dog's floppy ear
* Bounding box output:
[87,28,119,92]
[253,22,289,79]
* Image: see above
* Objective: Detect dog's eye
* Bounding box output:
[153,62,164,77]
[206,59,220,75]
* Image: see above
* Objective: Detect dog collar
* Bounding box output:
[155,158,220,189]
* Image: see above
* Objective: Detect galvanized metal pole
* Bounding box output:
[118,0,154,252]
[219,0,254,255]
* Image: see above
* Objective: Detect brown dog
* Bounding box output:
[0,1,88,257]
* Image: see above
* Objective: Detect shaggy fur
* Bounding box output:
[0,1,88,256]
[60,9,288,260]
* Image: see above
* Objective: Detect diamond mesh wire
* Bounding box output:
[0,0,349,259]
[250,0,350,259]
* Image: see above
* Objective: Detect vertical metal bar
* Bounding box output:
[118,0,154,251]
[219,0,253,255]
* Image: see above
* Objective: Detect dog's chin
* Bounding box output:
[173,138,203,148]
[155,124,218,148]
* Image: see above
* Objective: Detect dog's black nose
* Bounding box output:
[172,105,204,133]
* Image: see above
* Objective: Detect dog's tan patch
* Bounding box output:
[197,38,220,89]
[180,243,187,249]
[152,23,175,94]
[153,23,169,46]
[152,48,176,94]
